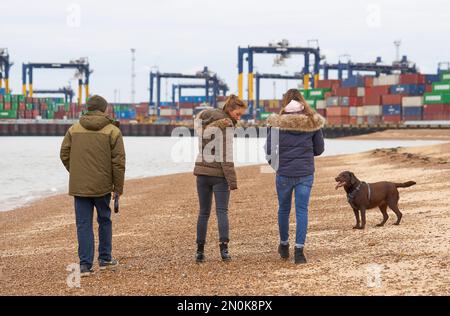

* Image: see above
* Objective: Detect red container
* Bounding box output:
[316,80,341,89]
[403,115,422,121]
[327,116,350,125]
[317,109,326,117]
[364,116,383,124]
[400,74,425,85]
[366,86,391,97]
[423,113,450,120]
[348,97,364,107]
[32,110,40,118]
[364,76,374,88]
[363,95,381,105]
[349,116,358,125]
[324,92,333,99]
[179,102,197,109]
[424,104,450,115]
[383,115,402,123]
[3,103,11,110]
[19,103,26,111]
[335,87,358,97]
[382,95,404,105]
[326,106,350,117]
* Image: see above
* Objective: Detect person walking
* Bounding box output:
[265,89,325,264]
[60,95,126,276]
[193,95,247,263]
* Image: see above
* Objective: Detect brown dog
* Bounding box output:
[335,171,416,230]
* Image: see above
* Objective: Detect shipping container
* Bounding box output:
[441,71,450,82]
[326,97,340,107]
[307,88,331,99]
[423,93,450,104]
[366,86,391,97]
[326,116,350,125]
[364,76,374,88]
[357,87,365,97]
[403,115,422,121]
[316,109,326,117]
[349,107,358,117]
[326,107,349,117]
[432,82,450,93]
[383,115,402,123]
[365,116,383,125]
[403,106,423,117]
[316,100,326,110]
[423,104,450,114]
[180,108,193,116]
[363,95,381,106]
[402,96,423,107]
[382,105,402,116]
[373,75,400,86]
[382,95,403,105]
[399,74,425,85]
[390,84,425,95]
[363,105,383,116]
[0,110,17,119]
[425,74,440,84]
[342,76,365,88]
[316,80,341,89]
[334,87,358,97]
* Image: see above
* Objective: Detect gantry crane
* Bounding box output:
[171,82,228,104]
[238,40,322,116]
[255,72,304,120]
[22,58,92,105]
[33,87,75,103]
[321,56,417,80]
[0,48,13,94]
[149,67,225,116]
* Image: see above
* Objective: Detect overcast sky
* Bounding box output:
[1,0,450,102]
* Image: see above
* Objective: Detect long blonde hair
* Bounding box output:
[280,89,315,116]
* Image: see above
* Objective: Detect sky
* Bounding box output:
[1,0,450,103]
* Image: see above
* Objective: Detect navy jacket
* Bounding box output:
[265,112,325,177]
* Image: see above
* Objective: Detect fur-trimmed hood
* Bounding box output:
[194,109,235,134]
[266,112,326,132]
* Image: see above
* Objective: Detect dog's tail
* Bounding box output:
[395,181,417,188]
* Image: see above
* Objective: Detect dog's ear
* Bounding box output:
[349,172,356,185]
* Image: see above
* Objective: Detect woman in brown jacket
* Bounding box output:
[193,95,247,262]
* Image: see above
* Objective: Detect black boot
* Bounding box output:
[278,243,290,260]
[196,244,205,263]
[294,247,307,264]
[220,242,231,262]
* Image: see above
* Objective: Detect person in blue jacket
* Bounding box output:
[265,89,325,264]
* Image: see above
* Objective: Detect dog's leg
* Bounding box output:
[358,208,366,230]
[388,203,403,225]
[352,208,361,229]
[377,204,389,227]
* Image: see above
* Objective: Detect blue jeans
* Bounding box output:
[74,194,112,269]
[276,174,314,248]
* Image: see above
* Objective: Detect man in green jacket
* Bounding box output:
[60,95,126,277]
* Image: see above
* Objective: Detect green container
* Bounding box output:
[300,89,309,99]
[47,111,54,119]
[4,94,11,102]
[0,110,17,119]
[432,82,450,93]
[306,88,331,100]
[305,99,317,109]
[440,71,450,82]
[0,103,3,111]
[423,92,450,104]
[12,103,18,111]
[26,103,34,110]
[259,112,273,120]
[17,95,25,102]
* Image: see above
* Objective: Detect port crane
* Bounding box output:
[22,58,92,105]
[0,49,13,94]
[238,40,322,117]
[33,87,75,103]
[171,82,228,104]
[321,56,417,80]
[149,67,224,116]
[254,72,304,120]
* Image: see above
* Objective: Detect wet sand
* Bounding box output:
[1,131,450,296]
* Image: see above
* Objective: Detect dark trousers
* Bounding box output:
[74,194,112,269]
[196,176,230,245]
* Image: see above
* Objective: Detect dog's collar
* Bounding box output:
[347,182,371,203]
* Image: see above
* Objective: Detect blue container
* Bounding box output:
[160,102,175,106]
[383,105,402,116]
[179,96,214,103]
[342,76,365,88]
[0,88,5,95]
[116,110,136,120]
[390,84,425,95]
[403,106,423,117]
[425,74,440,85]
